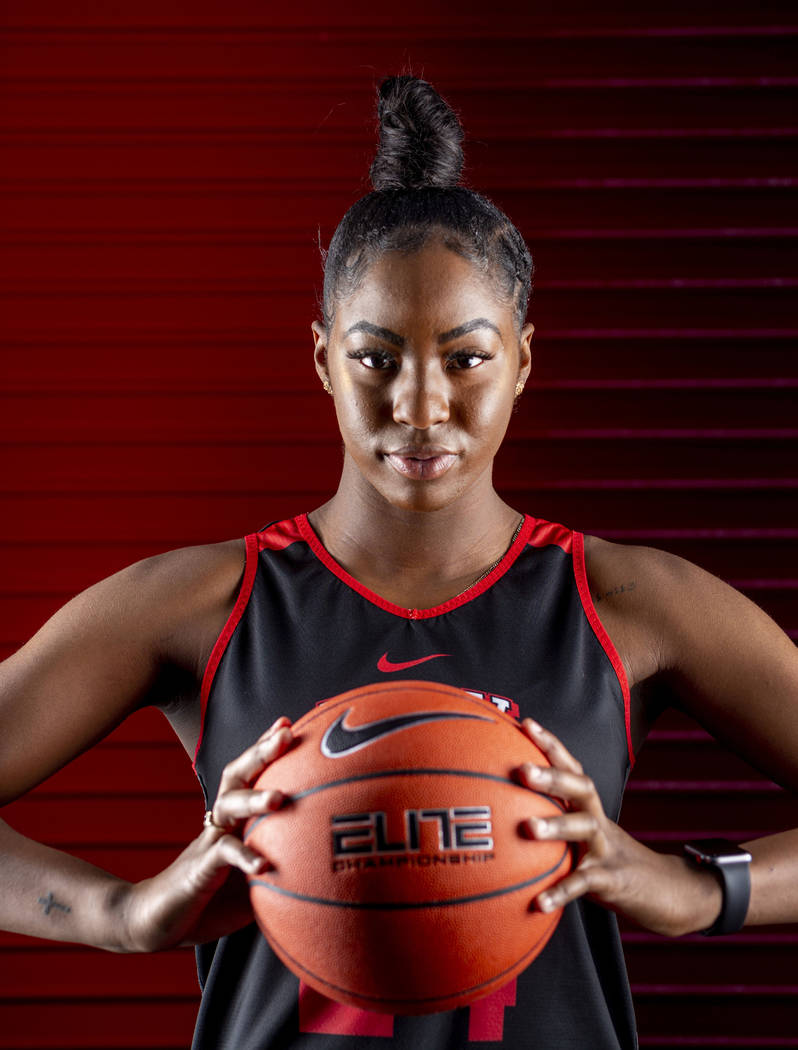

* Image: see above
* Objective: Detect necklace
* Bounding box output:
[452,516,525,599]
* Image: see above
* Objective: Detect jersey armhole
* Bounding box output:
[572,531,635,768]
[192,531,260,772]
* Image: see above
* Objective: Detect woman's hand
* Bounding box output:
[120,717,294,952]
[517,718,723,938]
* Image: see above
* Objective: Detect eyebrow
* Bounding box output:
[343,317,502,347]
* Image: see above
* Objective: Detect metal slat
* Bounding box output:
[2,83,797,134]
[1,30,796,80]
[1,186,795,235]
[1,234,796,283]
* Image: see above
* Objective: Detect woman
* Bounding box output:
[1,75,797,1049]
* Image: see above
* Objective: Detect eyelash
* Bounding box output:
[346,349,492,371]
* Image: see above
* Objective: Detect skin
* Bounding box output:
[1,234,797,957]
[308,236,533,608]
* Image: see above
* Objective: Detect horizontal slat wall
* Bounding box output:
[1,3,797,1048]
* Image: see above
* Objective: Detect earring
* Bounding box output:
[322,378,333,396]
[514,380,525,397]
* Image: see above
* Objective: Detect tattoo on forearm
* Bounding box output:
[38,892,71,917]
[594,581,636,604]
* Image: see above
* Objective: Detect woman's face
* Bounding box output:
[312,237,534,514]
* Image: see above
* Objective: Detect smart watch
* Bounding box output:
[683,838,752,936]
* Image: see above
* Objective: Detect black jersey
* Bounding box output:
[191,512,638,1049]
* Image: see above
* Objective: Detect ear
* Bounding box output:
[517,321,534,386]
[311,320,330,385]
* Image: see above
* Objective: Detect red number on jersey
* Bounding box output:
[297,979,518,1041]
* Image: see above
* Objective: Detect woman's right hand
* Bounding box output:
[120,716,294,952]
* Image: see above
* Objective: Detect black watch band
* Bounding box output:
[683,838,752,936]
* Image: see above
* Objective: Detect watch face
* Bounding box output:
[685,839,753,865]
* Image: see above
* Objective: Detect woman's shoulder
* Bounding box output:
[580,531,766,672]
[582,532,798,788]
[100,537,250,686]
[73,536,248,660]
[0,537,248,799]
[582,532,730,616]
[121,537,247,614]
[7,534,248,680]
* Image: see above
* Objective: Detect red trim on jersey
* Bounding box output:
[296,512,535,620]
[258,517,304,551]
[193,531,260,772]
[526,517,573,553]
[572,531,635,768]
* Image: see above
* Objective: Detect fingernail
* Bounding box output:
[532,818,549,837]
[526,718,543,734]
[264,717,291,738]
[527,764,544,782]
[538,893,553,912]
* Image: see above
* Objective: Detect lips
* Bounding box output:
[383,447,459,481]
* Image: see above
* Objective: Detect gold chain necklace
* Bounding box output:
[452,516,524,599]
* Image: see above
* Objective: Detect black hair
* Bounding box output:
[319,75,534,335]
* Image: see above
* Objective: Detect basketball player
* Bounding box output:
[1,76,797,1049]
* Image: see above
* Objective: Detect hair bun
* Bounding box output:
[369,75,465,191]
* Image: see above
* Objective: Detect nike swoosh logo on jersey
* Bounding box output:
[321,708,493,758]
[377,651,449,673]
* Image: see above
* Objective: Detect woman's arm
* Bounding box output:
[0,541,292,951]
[520,538,798,935]
[647,542,798,929]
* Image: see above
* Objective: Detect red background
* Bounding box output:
[1,1,796,1046]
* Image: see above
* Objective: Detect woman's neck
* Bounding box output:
[306,472,524,610]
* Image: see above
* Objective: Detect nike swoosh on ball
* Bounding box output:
[320,708,493,758]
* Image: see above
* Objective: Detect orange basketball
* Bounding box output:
[243,680,572,1014]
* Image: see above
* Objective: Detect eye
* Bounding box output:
[446,350,492,370]
[346,349,396,371]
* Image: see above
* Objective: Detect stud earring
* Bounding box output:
[322,378,333,396]
[514,380,525,397]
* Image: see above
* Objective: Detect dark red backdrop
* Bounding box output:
[1,2,796,1046]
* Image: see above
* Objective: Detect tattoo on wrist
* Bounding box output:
[38,892,71,917]
[594,581,636,604]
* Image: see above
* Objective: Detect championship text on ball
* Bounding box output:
[330,806,494,871]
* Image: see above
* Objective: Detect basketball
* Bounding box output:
[243,680,572,1014]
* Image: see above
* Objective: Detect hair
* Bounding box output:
[318,75,534,335]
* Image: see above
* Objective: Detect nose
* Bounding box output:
[391,360,450,429]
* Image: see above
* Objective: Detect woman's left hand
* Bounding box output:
[517,718,723,937]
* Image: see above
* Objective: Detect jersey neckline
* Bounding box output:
[295,512,535,621]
